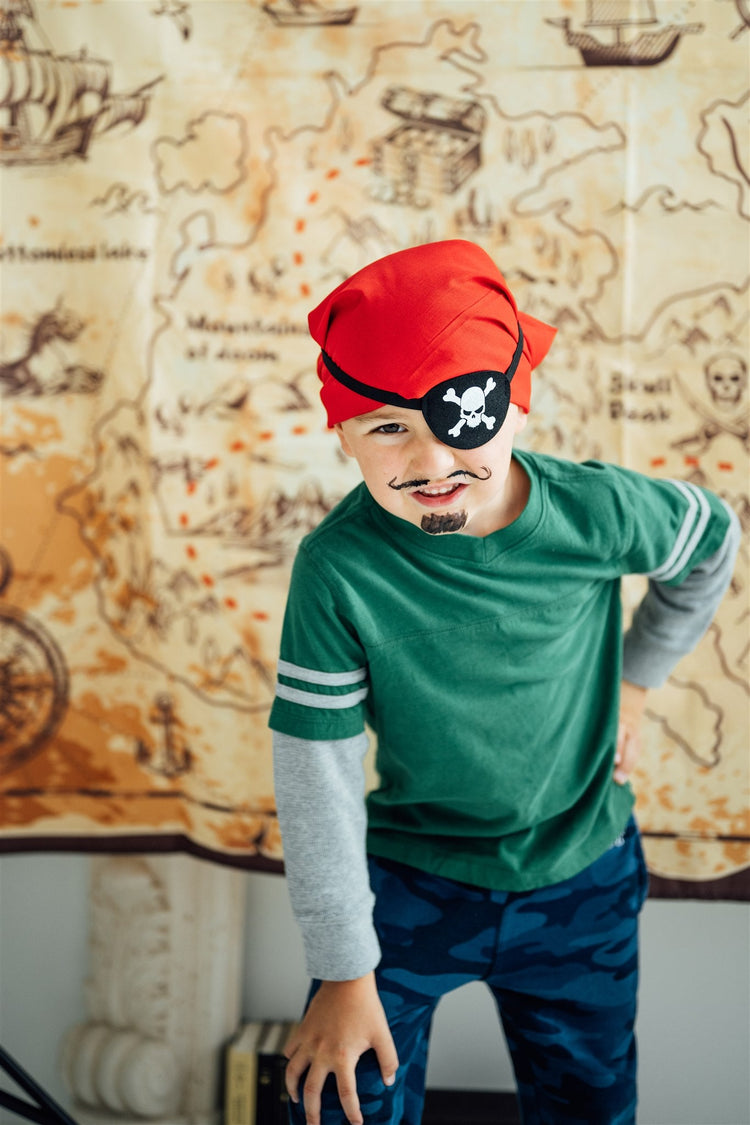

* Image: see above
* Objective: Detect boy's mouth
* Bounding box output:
[410,482,468,509]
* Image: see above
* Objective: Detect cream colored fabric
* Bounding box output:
[1,0,746,887]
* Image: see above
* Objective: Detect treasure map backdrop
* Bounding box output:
[1,0,748,898]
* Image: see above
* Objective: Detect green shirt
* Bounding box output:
[270,451,734,896]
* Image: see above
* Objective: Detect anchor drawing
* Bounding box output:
[135,693,192,778]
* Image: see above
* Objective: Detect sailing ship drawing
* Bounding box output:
[0,0,162,165]
[262,0,357,28]
[547,0,703,67]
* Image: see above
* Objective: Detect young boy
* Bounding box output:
[268,240,739,1125]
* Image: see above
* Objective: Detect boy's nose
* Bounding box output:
[408,434,458,480]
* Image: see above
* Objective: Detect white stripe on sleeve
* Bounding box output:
[277,659,367,686]
[274,682,369,710]
[647,481,711,582]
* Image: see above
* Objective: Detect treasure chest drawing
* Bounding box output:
[372,86,486,198]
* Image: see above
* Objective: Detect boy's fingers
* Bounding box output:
[375,1034,399,1087]
[284,1047,305,1103]
[335,1069,363,1125]
[301,1061,327,1125]
[614,724,639,784]
[294,1058,363,1125]
[302,1062,362,1125]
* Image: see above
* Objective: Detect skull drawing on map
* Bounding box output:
[704,353,747,411]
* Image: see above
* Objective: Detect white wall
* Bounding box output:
[0,854,89,1117]
[1,853,749,1125]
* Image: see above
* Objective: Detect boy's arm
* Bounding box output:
[622,504,740,688]
[273,730,397,1125]
[614,505,740,785]
[273,729,379,979]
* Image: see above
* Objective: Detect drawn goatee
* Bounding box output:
[420,511,468,535]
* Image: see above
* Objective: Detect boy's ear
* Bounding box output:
[513,408,528,435]
[334,422,354,458]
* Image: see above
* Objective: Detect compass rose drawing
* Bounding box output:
[0,547,69,773]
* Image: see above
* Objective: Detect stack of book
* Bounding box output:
[225,1020,298,1125]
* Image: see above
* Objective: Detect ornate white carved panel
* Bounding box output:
[61,854,246,1125]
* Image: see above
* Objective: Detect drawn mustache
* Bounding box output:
[387,467,492,491]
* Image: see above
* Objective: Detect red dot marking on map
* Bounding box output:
[295,157,372,300]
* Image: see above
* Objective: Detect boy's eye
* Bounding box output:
[372,422,406,435]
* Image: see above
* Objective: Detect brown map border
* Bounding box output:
[1,833,748,901]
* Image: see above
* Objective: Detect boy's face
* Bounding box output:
[335,404,528,537]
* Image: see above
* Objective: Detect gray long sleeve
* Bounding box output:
[622,501,740,688]
[272,729,380,981]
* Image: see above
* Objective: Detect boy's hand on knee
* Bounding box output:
[614,680,648,785]
[284,972,398,1125]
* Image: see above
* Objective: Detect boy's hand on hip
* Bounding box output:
[615,679,648,785]
[284,971,398,1125]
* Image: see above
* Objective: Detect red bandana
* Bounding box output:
[308,240,556,445]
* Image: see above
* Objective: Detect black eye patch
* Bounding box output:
[321,325,523,450]
[421,370,511,449]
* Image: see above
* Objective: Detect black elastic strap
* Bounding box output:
[320,325,524,410]
[320,350,423,408]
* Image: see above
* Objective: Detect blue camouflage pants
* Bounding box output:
[291,817,649,1125]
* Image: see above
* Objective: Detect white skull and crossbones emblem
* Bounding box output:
[443,377,497,438]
